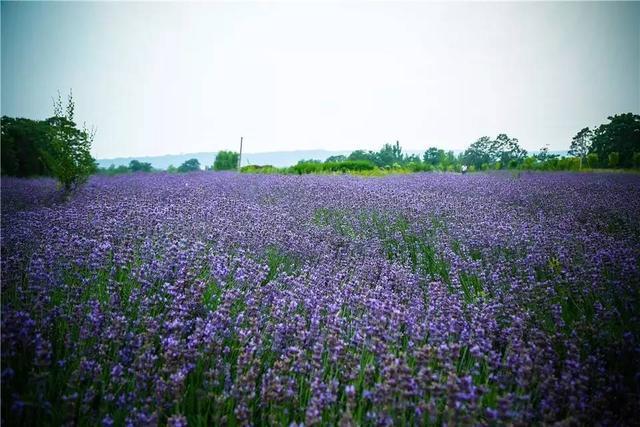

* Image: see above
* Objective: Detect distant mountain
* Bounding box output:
[97,149,570,170]
[97,150,353,169]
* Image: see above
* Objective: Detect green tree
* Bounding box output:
[177,158,201,172]
[423,147,446,166]
[590,113,640,168]
[586,153,599,168]
[129,159,153,172]
[445,151,459,169]
[493,134,527,166]
[111,164,130,174]
[405,154,421,164]
[1,117,51,176]
[521,156,537,170]
[375,141,404,167]
[291,159,323,174]
[213,151,239,171]
[347,150,376,163]
[325,155,346,163]
[462,136,493,169]
[569,127,593,169]
[535,146,558,163]
[41,91,97,191]
[462,134,526,169]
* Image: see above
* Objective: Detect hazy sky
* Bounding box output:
[2,2,639,159]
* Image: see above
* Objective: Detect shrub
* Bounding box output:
[324,160,375,172]
[241,165,280,174]
[608,152,620,168]
[1,117,52,177]
[177,158,201,173]
[520,157,537,170]
[214,151,239,171]
[291,160,323,175]
[407,162,431,172]
[97,164,130,176]
[129,160,153,172]
[2,91,97,190]
[42,92,96,191]
[324,155,346,163]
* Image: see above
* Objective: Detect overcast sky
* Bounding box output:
[2,1,639,159]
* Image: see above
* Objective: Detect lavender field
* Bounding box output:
[2,172,639,426]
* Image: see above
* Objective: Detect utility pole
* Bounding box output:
[238,136,243,172]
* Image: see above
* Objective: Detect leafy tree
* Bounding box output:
[423,147,446,166]
[586,153,599,168]
[375,141,404,167]
[569,127,593,169]
[535,146,558,163]
[167,164,177,173]
[462,134,526,169]
[445,151,459,169]
[1,117,51,176]
[590,113,640,168]
[323,160,374,172]
[493,134,527,165]
[111,164,130,174]
[291,159,323,174]
[347,149,376,163]
[405,154,421,164]
[96,164,130,175]
[177,158,201,172]
[325,155,346,163]
[462,136,493,169]
[213,151,239,171]
[521,156,537,170]
[129,159,153,172]
[41,91,97,190]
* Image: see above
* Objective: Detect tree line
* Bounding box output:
[1,91,96,190]
[281,113,639,174]
[97,151,239,175]
[2,96,639,188]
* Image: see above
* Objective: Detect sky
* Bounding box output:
[2,1,639,159]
